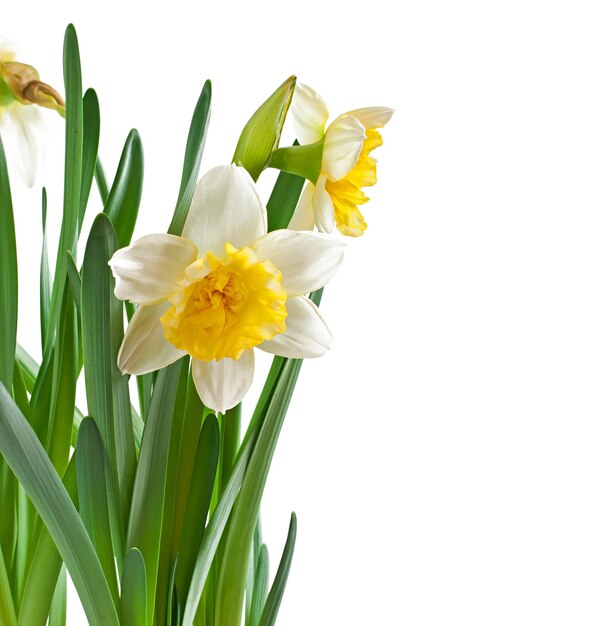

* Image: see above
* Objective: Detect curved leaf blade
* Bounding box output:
[258,513,297,626]
[0,384,119,625]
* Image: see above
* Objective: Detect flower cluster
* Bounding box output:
[107,83,392,412]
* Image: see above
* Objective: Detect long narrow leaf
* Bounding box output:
[247,545,268,626]
[181,421,261,626]
[258,513,297,626]
[82,213,137,562]
[120,548,147,626]
[0,133,17,391]
[79,88,101,230]
[0,547,17,626]
[17,456,77,626]
[0,384,119,625]
[76,418,120,607]
[167,80,212,236]
[126,359,184,625]
[175,413,220,609]
[215,358,303,626]
[103,129,144,248]
[46,24,83,353]
[40,188,50,350]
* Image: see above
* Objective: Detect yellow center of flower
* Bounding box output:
[160,243,287,362]
[326,128,383,237]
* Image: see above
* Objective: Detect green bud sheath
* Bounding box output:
[232,75,296,181]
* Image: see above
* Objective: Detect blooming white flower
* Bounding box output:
[289,83,393,237]
[0,39,64,186]
[109,164,345,413]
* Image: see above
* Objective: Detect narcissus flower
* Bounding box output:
[109,164,344,412]
[288,83,393,237]
[0,40,65,186]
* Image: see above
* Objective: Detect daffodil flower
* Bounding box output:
[109,164,344,413]
[288,83,393,237]
[0,39,64,186]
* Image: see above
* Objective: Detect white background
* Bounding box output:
[5,0,616,624]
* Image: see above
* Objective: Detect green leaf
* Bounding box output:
[120,548,147,626]
[0,384,119,625]
[80,88,101,230]
[47,282,78,475]
[247,545,268,626]
[126,359,184,625]
[168,79,212,236]
[82,213,136,563]
[175,413,220,609]
[95,158,110,205]
[258,513,297,626]
[46,23,83,354]
[232,76,296,181]
[76,418,120,607]
[48,568,67,626]
[181,422,260,626]
[215,358,303,626]
[0,547,17,626]
[0,132,17,390]
[17,456,77,626]
[265,162,305,232]
[40,188,50,350]
[104,129,144,248]
[66,251,81,315]
[156,370,206,621]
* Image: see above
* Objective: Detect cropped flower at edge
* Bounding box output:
[0,39,65,186]
[289,83,393,237]
[109,164,345,413]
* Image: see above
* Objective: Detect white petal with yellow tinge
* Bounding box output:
[117,301,186,376]
[108,234,197,305]
[346,106,395,130]
[290,82,329,145]
[321,114,366,182]
[258,296,333,359]
[192,349,255,413]
[182,164,267,258]
[251,229,345,297]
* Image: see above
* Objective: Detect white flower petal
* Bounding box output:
[182,164,267,257]
[251,230,344,296]
[288,181,316,232]
[313,174,336,233]
[192,350,255,413]
[259,296,332,358]
[346,106,394,130]
[117,301,185,375]
[109,234,197,305]
[2,104,42,187]
[290,82,329,145]
[322,114,366,182]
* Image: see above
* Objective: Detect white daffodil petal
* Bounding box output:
[259,296,332,358]
[251,229,344,296]
[290,82,329,145]
[2,104,42,187]
[346,106,394,130]
[182,164,267,257]
[117,301,185,375]
[192,350,255,413]
[288,182,316,232]
[313,174,336,233]
[109,234,197,305]
[322,114,366,182]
